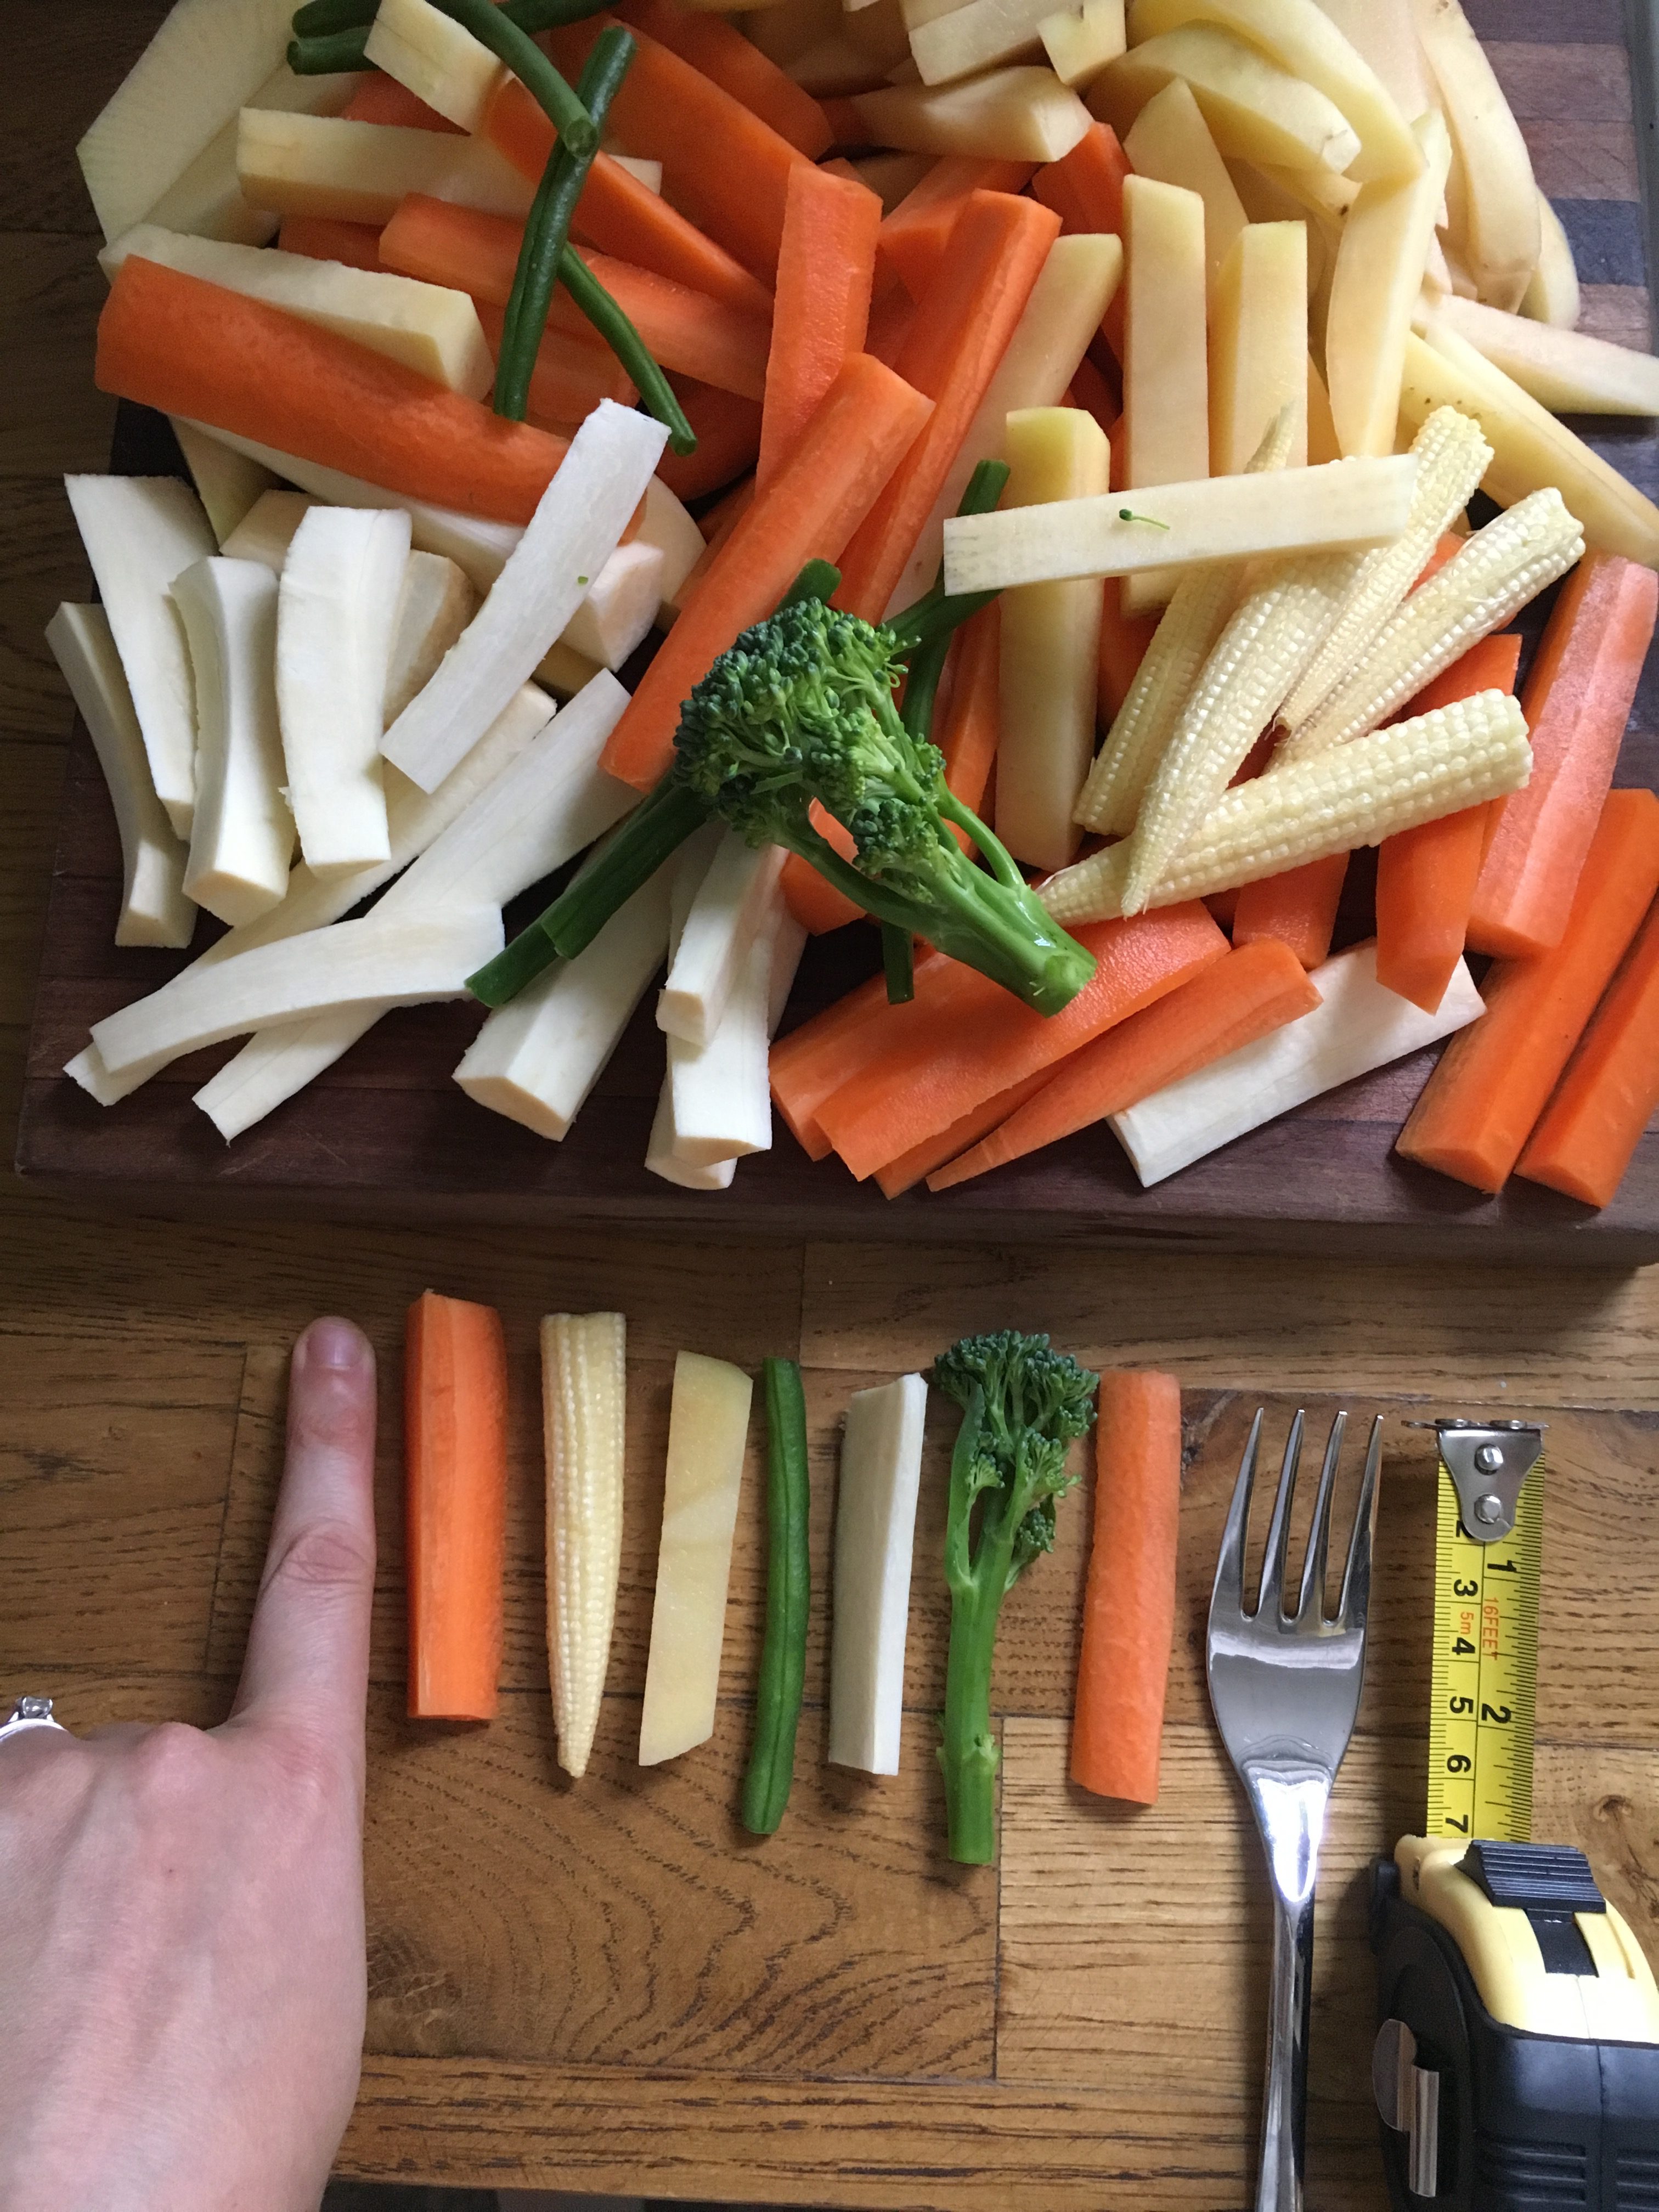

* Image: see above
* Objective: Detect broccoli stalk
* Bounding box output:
[932,1333,1098,1865]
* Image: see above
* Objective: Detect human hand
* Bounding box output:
[0,1317,379,2212]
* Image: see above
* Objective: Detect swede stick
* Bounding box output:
[829,1372,927,1774]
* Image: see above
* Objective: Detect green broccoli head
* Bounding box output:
[932,1331,1099,1584]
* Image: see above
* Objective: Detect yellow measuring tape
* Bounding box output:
[1424,1422,1545,1846]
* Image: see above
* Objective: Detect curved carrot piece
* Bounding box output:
[656,378,763,502]
[474,303,637,431]
[97,256,567,524]
[760,165,882,493]
[1070,1370,1183,1805]
[276,214,385,269]
[487,79,774,321]
[406,1289,509,1722]
[1374,631,1521,1013]
[927,938,1318,1190]
[1397,789,1659,1193]
[1032,123,1130,356]
[1516,896,1659,1209]
[771,953,947,1158]
[1469,552,1658,960]
[817,904,1228,1180]
[874,1068,1053,1198]
[879,156,1035,301]
[618,0,834,156]
[603,352,931,788]
[1232,854,1350,972]
[834,191,1060,622]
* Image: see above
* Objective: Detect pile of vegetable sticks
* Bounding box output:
[406,1291,1184,1864]
[54,0,1659,1209]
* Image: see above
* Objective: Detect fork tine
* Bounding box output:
[1211,1408,1263,1619]
[1337,1415,1385,1628]
[1257,1409,1305,1618]
[1295,1410,1347,1622]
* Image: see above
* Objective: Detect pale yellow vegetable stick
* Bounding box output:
[1325,108,1451,458]
[1521,193,1579,330]
[910,0,1122,87]
[236,109,533,226]
[1228,160,1333,302]
[1310,0,1431,125]
[1306,356,1341,464]
[1409,0,1538,311]
[1398,328,1659,569]
[1430,294,1659,418]
[1249,157,1357,221]
[1122,78,1246,297]
[366,0,505,132]
[1209,222,1308,473]
[1092,26,1359,175]
[996,407,1111,870]
[542,1312,627,1781]
[1043,690,1531,921]
[1040,0,1130,89]
[1122,172,1208,615]
[637,1351,754,1768]
[1127,0,1423,182]
[852,66,1092,159]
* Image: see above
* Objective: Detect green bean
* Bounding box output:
[292,0,376,36]
[885,458,1011,655]
[741,1357,810,1837]
[558,247,696,452]
[429,0,595,157]
[881,922,916,1005]
[287,26,371,71]
[778,559,843,611]
[507,0,618,27]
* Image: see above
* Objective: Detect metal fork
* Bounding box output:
[1206,1408,1384,2212]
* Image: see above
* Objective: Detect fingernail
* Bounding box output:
[302,1317,366,1372]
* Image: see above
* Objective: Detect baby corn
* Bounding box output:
[1275,487,1582,762]
[1042,690,1531,921]
[1279,404,1491,736]
[543,1310,628,1780]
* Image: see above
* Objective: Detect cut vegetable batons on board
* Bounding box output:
[236,110,534,230]
[64,473,217,838]
[658,833,788,1048]
[171,419,275,546]
[1325,110,1450,458]
[1521,191,1579,329]
[851,67,1093,161]
[910,0,1124,88]
[667,893,804,1171]
[637,1352,755,1767]
[170,556,293,926]
[1125,0,1424,182]
[455,871,674,1141]
[405,1290,509,1723]
[382,399,669,792]
[1430,294,1659,418]
[44,605,196,950]
[1122,78,1247,296]
[1409,0,1539,311]
[828,1372,928,1775]
[1110,941,1483,1183]
[103,225,495,400]
[1209,220,1308,472]
[1121,172,1208,614]
[366,0,505,134]
[278,506,411,874]
[1092,26,1359,177]
[542,1312,628,1780]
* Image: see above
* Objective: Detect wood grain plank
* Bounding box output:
[1488,41,1633,122]
[1463,0,1622,41]
[3,4,173,236]
[1578,283,1655,348]
[0,740,65,1028]
[2,478,91,741]
[0,234,115,479]
[1526,121,1640,204]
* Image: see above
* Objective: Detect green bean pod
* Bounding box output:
[287,26,371,71]
[557,247,696,452]
[430,0,596,156]
[292,0,376,37]
[885,458,1011,655]
[741,1357,811,1838]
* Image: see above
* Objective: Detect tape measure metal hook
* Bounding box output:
[1402,1419,1547,1543]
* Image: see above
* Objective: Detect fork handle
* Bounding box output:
[1256,1884,1314,2212]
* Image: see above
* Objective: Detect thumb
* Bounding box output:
[228,1318,378,1762]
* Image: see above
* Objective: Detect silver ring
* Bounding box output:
[0,1696,70,1747]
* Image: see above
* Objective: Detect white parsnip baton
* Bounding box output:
[658,832,787,1048]
[1042,691,1532,921]
[1074,408,1294,838]
[541,1311,628,1781]
[1278,404,1491,739]
[1277,487,1583,763]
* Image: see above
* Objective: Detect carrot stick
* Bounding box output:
[544,15,809,278]
[405,1289,509,1722]
[1231,855,1350,971]
[927,938,1319,1189]
[759,164,882,494]
[381,196,771,399]
[342,75,461,129]
[655,377,763,502]
[1098,585,1158,721]
[1069,1369,1183,1805]
[602,352,931,788]
[874,1069,1053,1197]
[1397,789,1659,1193]
[487,79,774,321]
[276,214,386,270]
[97,256,567,525]
[771,955,947,1158]
[865,284,918,369]
[1516,895,1659,1208]
[1374,632,1522,1013]
[834,191,1060,622]
[474,302,637,430]
[617,0,834,157]
[879,156,1035,300]
[816,903,1228,1180]
[1031,123,1130,356]
[1468,553,1659,961]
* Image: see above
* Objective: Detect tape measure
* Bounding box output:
[1423,1420,1544,1846]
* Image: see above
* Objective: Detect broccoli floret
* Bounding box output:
[930,1330,1099,1865]
[672,600,1096,1019]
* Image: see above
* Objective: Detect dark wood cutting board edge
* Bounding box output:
[18,8,1659,1259]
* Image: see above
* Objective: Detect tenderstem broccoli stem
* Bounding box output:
[881,922,916,1004]
[887,459,1009,658]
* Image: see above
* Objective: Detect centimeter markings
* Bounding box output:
[1426,1453,1544,1844]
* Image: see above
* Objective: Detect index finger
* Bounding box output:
[228,1318,379,1759]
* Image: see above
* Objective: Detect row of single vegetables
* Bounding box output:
[56,0,1659,1206]
[408,1292,1182,1863]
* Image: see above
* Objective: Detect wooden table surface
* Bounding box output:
[6,6,1659,2207]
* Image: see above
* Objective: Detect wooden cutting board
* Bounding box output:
[14,0,1659,1262]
